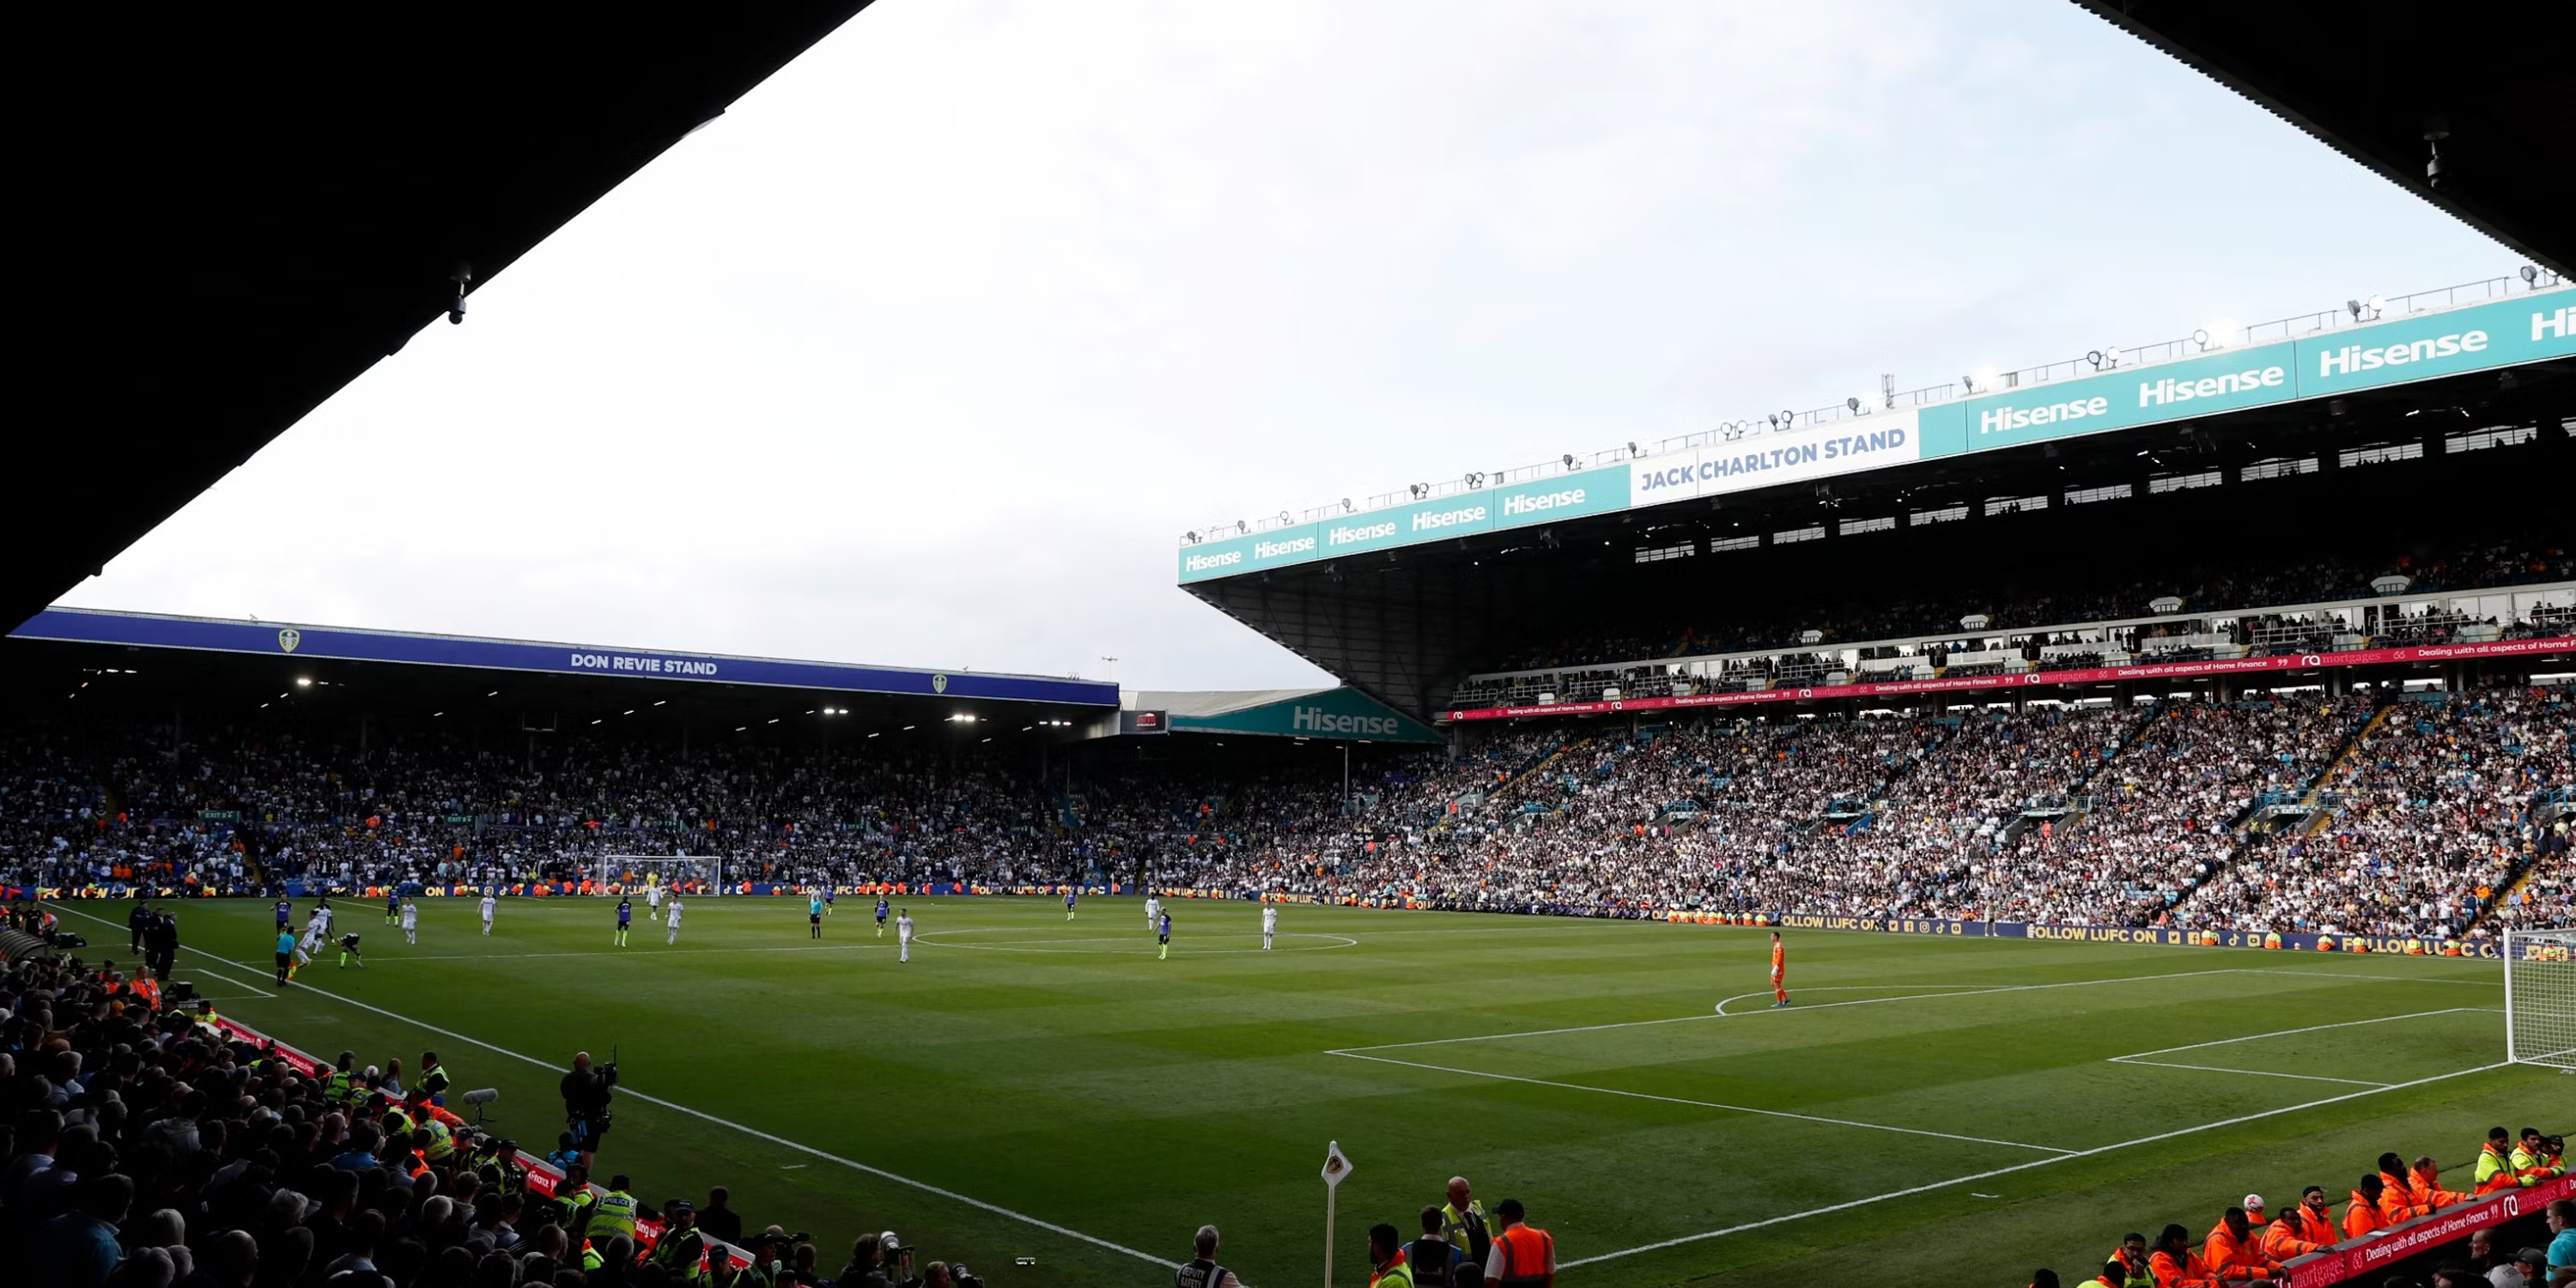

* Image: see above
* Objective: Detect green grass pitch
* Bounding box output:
[66,895,2555,1287]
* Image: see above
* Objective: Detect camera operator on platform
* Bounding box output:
[561,1049,618,1170]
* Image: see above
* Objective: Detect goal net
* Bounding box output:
[595,854,726,896]
[2505,929,2576,1071]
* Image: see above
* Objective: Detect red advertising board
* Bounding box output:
[1443,637,2576,722]
[2281,1174,2575,1287]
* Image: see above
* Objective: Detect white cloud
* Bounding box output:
[68,0,2510,693]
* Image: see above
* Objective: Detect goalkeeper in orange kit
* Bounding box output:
[1768,932,1791,1007]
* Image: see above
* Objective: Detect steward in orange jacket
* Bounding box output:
[2404,1156,2464,1211]
[2090,1261,2130,1288]
[2148,1224,2223,1288]
[2372,1153,2426,1224]
[2201,1208,2280,1285]
[2260,1189,2336,1261]
[2342,1176,2391,1239]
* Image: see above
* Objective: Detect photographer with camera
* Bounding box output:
[560,1049,618,1170]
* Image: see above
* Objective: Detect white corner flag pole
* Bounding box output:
[1321,1140,1353,1288]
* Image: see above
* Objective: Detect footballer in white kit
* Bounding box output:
[646,884,664,921]
[1261,903,1278,951]
[897,908,915,963]
[1145,895,1162,930]
[665,897,684,945]
[479,892,497,935]
[400,900,419,945]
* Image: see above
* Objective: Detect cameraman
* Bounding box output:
[559,1050,618,1170]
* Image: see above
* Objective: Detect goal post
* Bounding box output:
[594,854,728,896]
[2504,929,2576,1071]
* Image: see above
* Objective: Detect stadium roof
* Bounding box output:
[13,3,873,634]
[2075,0,2576,276]
[11,608,1112,708]
[1187,345,2573,717]
[1180,284,2573,585]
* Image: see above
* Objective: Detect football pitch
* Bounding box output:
[75,895,2557,1287]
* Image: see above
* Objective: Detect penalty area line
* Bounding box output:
[1329,1050,2074,1155]
[1556,1059,2516,1269]
[58,908,1168,1271]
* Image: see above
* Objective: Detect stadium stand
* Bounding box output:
[1444,526,2573,709]
[0,927,1011,1288]
[3,684,2568,945]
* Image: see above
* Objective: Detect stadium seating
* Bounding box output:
[3,687,2567,943]
[0,938,1001,1288]
[1443,527,2574,707]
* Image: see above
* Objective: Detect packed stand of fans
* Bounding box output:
[0,939,1005,1288]
[1451,528,2573,686]
[3,690,2569,940]
[2180,686,2575,939]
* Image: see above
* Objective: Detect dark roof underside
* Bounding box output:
[2075,1,2576,274]
[13,3,872,631]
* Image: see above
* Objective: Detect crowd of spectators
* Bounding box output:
[2022,1141,2573,1288]
[2181,687,2575,939]
[3,686,2569,943]
[1454,530,2573,683]
[0,944,1022,1288]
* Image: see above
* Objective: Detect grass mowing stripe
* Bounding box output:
[2103,1059,2393,1087]
[1331,1049,2078,1153]
[58,905,1170,1270]
[1336,965,2248,1054]
[2109,1006,2499,1059]
[1557,1059,2517,1269]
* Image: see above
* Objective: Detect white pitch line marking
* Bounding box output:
[1556,1060,2515,1269]
[2108,1059,2392,1088]
[2111,1007,2494,1060]
[1331,1049,2075,1155]
[55,908,1168,1271]
[1336,967,2251,1054]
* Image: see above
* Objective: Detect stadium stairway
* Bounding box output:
[1443,737,1594,833]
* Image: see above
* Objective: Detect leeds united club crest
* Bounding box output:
[277,628,301,653]
[932,673,948,694]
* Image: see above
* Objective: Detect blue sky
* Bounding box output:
[69,0,2520,690]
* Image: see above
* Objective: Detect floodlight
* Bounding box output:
[1235,519,1247,534]
[1184,531,1199,544]
[2366,294,2386,316]
[2086,349,2105,370]
[1562,453,1577,470]
[2191,328,2211,349]
[1626,441,1639,457]
[2522,264,2540,286]
[1340,498,1352,512]
[295,677,312,687]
